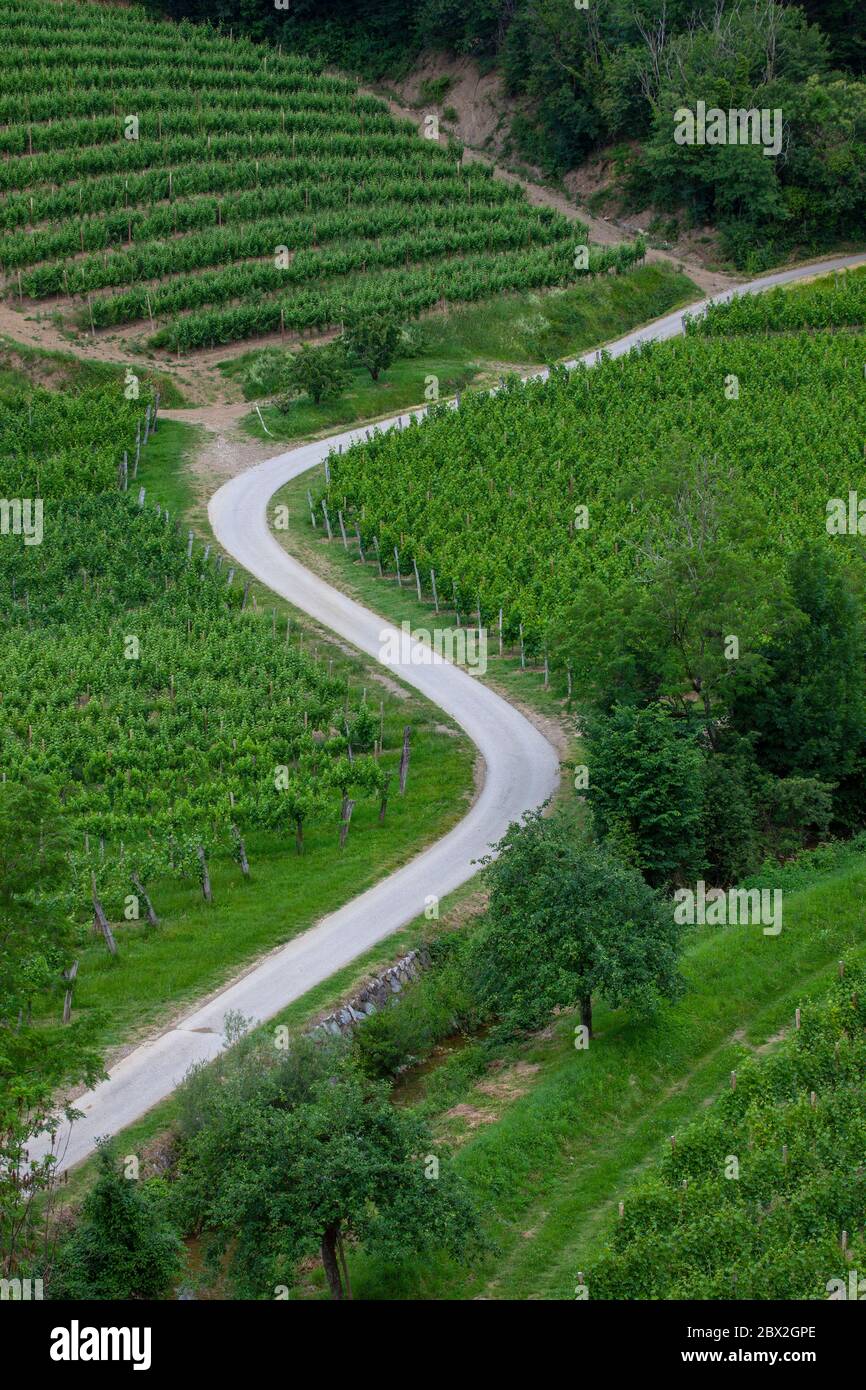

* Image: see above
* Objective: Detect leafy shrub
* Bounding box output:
[51,1142,184,1300]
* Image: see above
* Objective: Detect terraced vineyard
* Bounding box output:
[0,0,643,354]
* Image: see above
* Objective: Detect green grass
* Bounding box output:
[347,847,866,1301]
[237,264,699,443]
[137,418,201,518]
[0,333,186,405]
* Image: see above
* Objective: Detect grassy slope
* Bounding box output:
[0,334,185,405]
[348,847,866,1301]
[237,264,699,442]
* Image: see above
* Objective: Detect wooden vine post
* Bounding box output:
[197,845,213,903]
[131,873,158,927]
[91,874,117,955]
[399,725,411,795]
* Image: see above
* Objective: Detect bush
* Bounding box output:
[238,348,290,400]
[276,341,351,408]
[51,1142,184,1300]
[353,938,480,1079]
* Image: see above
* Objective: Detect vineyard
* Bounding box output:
[0,491,386,861]
[0,379,144,495]
[0,0,643,354]
[0,380,465,943]
[689,266,866,336]
[585,961,866,1299]
[319,328,866,648]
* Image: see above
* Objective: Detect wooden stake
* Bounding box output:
[131,874,158,927]
[91,875,117,955]
[399,725,411,794]
[197,846,212,903]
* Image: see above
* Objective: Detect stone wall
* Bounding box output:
[310,945,432,1038]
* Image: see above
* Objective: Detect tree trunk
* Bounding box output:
[580,993,593,1038]
[295,816,304,855]
[339,796,355,850]
[91,874,117,955]
[232,827,250,877]
[62,960,79,1024]
[320,1223,345,1300]
[378,775,391,825]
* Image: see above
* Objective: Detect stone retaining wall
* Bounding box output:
[310,945,432,1038]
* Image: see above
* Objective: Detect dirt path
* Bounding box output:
[165,407,278,505]
[365,82,737,298]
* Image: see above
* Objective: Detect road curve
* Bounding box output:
[36,250,866,1174]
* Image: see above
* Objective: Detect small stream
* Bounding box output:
[389,1031,478,1107]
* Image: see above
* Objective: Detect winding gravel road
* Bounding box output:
[36,251,866,1174]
